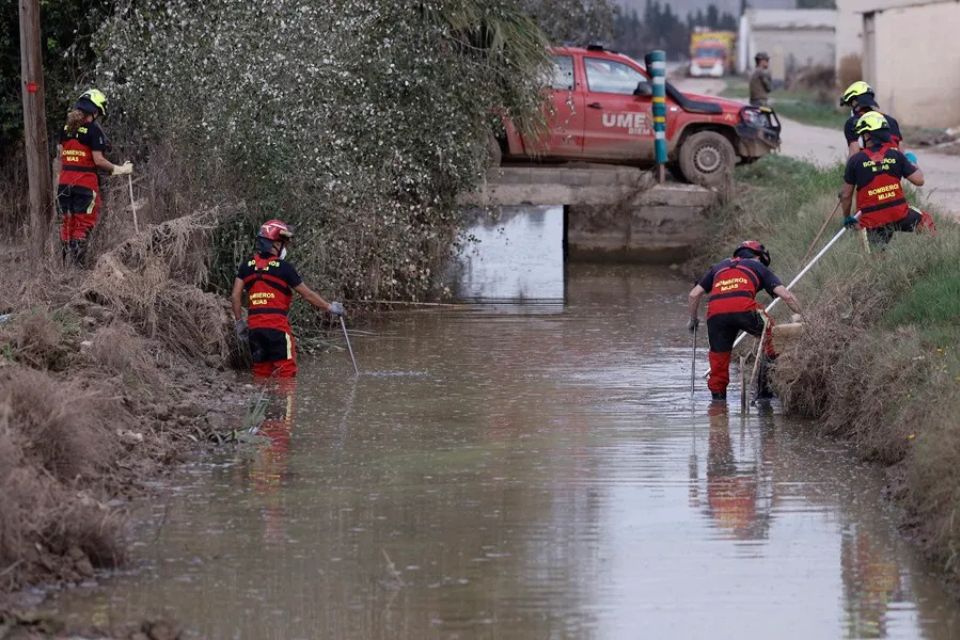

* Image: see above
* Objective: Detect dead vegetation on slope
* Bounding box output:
[0,207,244,603]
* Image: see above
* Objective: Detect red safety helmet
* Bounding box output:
[734,240,771,266]
[258,219,294,242]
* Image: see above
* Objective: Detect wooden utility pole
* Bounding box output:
[19,0,53,253]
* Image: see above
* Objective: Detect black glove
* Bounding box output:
[843,215,859,229]
[687,316,700,333]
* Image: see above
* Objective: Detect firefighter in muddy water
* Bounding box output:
[54,89,133,265]
[687,241,802,402]
[749,52,772,107]
[231,220,345,378]
[840,111,935,246]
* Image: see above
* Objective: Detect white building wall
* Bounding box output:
[865,2,960,127]
[836,0,945,69]
[752,28,836,82]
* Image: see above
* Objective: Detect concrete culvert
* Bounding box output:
[679,130,736,188]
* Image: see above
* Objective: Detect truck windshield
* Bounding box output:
[695,48,725,58]
[584,57,645,95]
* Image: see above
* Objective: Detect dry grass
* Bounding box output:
[0,204,245,600]
[0,308,79,371]
[85,322,163,392]
[0,366,127,592]
[837,54,863,92]
[84,208,231,360]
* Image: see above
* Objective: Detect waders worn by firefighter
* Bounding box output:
[54,89,133,265]
[687,241,802,402]
[839,81,907,158]
[231,220,344,378]
[839,111,934,247]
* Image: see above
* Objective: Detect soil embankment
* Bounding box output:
[693,155,960,583]
[0,210,247,619]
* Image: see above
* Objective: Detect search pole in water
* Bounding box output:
[730,220,854,352]
[645,50,668,184]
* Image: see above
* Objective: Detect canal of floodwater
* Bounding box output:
[45,209,960,638]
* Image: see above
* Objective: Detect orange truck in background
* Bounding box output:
[688,30,736,78]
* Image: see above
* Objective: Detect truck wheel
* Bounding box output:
[678,131,735,187]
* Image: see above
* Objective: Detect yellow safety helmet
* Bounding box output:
[75,88,108,117]
[840,80,873,106]
[854,111,889,135]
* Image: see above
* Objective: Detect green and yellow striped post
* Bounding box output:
[645,50,668,183]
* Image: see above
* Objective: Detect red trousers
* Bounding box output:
[57,184,100,242]
[249,327,298,378]
[707,311,776,395]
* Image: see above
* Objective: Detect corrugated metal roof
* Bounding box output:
[743,8,837,29]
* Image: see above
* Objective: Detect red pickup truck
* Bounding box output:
[497,46,781,187]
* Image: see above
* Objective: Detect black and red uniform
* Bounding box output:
[697,257,782,396]
[844,112,901,148]
[57,122,107,243]
[237,253,304,378]
[844,142,935,244]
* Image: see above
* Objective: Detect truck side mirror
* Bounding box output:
[634,80,653,97]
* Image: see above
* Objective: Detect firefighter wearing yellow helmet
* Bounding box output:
[55,88,133,265]
[839,81,904,158]
[839,111,935,246]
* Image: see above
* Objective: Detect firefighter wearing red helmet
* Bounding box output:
[687,241,802,401]
[230,219,344,378]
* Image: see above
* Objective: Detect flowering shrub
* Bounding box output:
[95,0,560,306]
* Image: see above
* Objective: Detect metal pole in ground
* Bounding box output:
[690,323,698,397]
[340,316,359,376]
[645,50,668,184]
[127,174,140,234]
[747,313,770,406]
[739,355,747,413]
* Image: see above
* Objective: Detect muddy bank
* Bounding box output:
[0,212,250,616]
[692,155,960,585]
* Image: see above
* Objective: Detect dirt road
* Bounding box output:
[674,77,960,217]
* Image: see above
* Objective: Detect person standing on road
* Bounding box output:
[231,219,345,378]
[839,112,934,246]
[687,241,802,402]
[54,89,133,265]
[749,52,772,107]
[839,81,911,160]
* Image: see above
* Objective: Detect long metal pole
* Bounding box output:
[800,200,842,264]
[690,323,698,396]
[127,174,140,234]
[339,316,359,376]
[730,222,852,352]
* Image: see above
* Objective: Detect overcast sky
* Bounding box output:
[615,0,797,18]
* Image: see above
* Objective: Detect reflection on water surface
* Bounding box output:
[45,216,960,639]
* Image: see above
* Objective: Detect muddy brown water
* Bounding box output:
[45,212,960,638]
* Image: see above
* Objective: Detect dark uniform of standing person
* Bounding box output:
[54,89,133,265]
[749,52,772,107]
[839,81,908,159]
[839,112,935,246]
[231,219,345,378]
[687,241,802,402]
